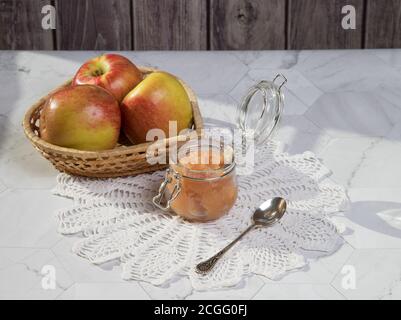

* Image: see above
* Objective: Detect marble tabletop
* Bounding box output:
[1,50,401,300]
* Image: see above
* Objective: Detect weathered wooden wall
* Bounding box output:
[56,0,132,50]
[365,0,401,48]
[288,0,364,49]
[0,0,400,50]
[0,0,54,49]
[133,0,207,50]
[210,0,286,50]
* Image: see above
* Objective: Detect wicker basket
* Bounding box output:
[23,67,203,178]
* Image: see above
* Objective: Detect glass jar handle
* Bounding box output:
[272,74,287,91]
[267,73,287,141]
[152,168,181,211]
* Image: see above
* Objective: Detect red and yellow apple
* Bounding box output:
[121,72,193,144]
[72,54,143,102]
[40,85,121,151]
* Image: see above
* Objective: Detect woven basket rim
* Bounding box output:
[23,66,203,157]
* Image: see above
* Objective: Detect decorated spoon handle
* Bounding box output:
[195,224,255,274]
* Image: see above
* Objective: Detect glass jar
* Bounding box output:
[153,74,287,222]
[153,138,237,222]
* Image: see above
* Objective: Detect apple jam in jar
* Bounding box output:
[153,74,288,222]
[152,138,237,222]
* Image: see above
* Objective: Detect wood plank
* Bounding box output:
[365,0,401,48]
[0,0,54,49]
[133,0,207,50]
[210,0,285,50]
[288,0,364,49]
[55,0,132,50]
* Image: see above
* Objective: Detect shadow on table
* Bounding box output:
[347,200,401,239]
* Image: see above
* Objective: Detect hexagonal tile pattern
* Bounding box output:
[235,50,311,70]
[305,92,401,138]
[351,140,401,188]
[0,179,6,195]
[371,49,401,68]
[375,85,401,115]
[0,248,73,299]
[387,118,401,140]
[0,137,59,189]
[186,276,265,300]
[140,277,193,300]
[331,249,401,300]
[249,51,310,70]
[318,243,355,276]
[0,114,19,152]
[262,243,354,285]
[57,282,150,300]
[0,189,69,248]
[320,138,401,188]
[252,284,345,300]
[233,51,261,66]
[318,137,378,187]
[295,50,401,93]
[51,237,127,283]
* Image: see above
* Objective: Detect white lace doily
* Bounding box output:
[53,141,348,290]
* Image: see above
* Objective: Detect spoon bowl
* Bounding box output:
[253,197,287,226]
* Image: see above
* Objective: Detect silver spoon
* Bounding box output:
[195,197,287,274]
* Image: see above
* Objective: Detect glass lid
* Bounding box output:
[237,74,287,146]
